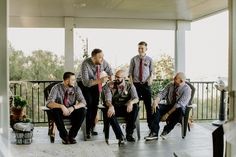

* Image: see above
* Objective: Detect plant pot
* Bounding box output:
[10,107,26,129]
[11,107,25,116]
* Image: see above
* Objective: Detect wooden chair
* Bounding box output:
[42,82,86,143]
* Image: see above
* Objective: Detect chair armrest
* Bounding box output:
[42,106,51,111]
[187,104,197,109]
[98,104,105,109]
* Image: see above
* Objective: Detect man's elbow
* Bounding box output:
[133,98,139,104]
[82,80,91,87]
[47,102,54,109]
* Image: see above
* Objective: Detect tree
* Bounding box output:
[26,50,64,80]
[9,45,28,80]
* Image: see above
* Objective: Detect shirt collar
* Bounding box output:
[138,54,146,59]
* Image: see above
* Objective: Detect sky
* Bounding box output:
[8,11,228,81]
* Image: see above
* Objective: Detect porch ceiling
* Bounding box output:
[10,0,227,20]
[9,0,227,28]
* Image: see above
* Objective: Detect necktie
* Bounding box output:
[63,90,69,107]
[97,65,102,93]
[139,58,143,82]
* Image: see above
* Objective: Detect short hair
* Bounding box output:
[138,41,147,46]
[91,48,102,57]
[175,72,186,82]
[63,72,75,80]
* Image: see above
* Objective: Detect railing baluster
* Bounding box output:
[38,83,40,123]
[31,85,34,123]
[206,83,209,119]
[197,83,199,119]
[43,83,46,123]
[210,83,213,119]
[216,89,218,119]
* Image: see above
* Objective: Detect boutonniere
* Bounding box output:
[124,90,128,95]
[69,91,74,95]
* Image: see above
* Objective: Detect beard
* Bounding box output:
[68,84,74,87]
[114,79,123,85]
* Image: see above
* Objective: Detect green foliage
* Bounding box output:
[9,45,28,80]
[13,95,27,108]
[26,50,64,80]
[153,54,174,80]
[151,79,171,98]
[9,49,64,81]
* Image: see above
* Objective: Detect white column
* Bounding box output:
[64,17,74,72]
[229,0,236,122]
[226,1,236,156]
[0,0,10,156]
[174,20,190,73]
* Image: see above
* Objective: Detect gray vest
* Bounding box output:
[112,82,132,107]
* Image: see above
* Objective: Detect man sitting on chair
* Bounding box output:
[145,72,191,141]
[47,72,87,144]
[103,70,139,145]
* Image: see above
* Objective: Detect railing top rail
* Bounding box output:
[27,80,62,83]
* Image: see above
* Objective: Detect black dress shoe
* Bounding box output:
[86,133,91,139]
[145,132,158,141]
[118,136,126,146]
[126,135,135,142]
[91,131,98,136]
[69,137,77,144]
[62,136,70,144]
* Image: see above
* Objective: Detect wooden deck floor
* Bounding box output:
[10,121,217,157]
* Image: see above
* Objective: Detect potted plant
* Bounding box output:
[10,95,29,128]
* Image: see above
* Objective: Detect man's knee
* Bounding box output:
[74,107,87,116]
[107,115,117,122]
[133,104,139,112]
[52,108,63,115]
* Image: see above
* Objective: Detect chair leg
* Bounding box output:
[181,117,185,139]
[46,110,56,143]
[81,117,87,141]
[49,121,56,143]
[135,115,141,140]
[104,121,110,144]
[188,122,191,132]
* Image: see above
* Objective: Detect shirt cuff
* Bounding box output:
[174,103,181,108]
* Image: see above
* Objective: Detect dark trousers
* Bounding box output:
[104,104,139,139]
[151,104,183,135]
[52,108,86,139]
[134,83,152,129]
[78,81,99,134]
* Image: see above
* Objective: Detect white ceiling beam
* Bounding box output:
[10,16,178,30]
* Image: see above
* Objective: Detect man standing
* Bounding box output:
[47,72,87,144]
[145,72,191,141]
[103,70,139,145]
[129,41,153,130]
[77,48,113,138]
